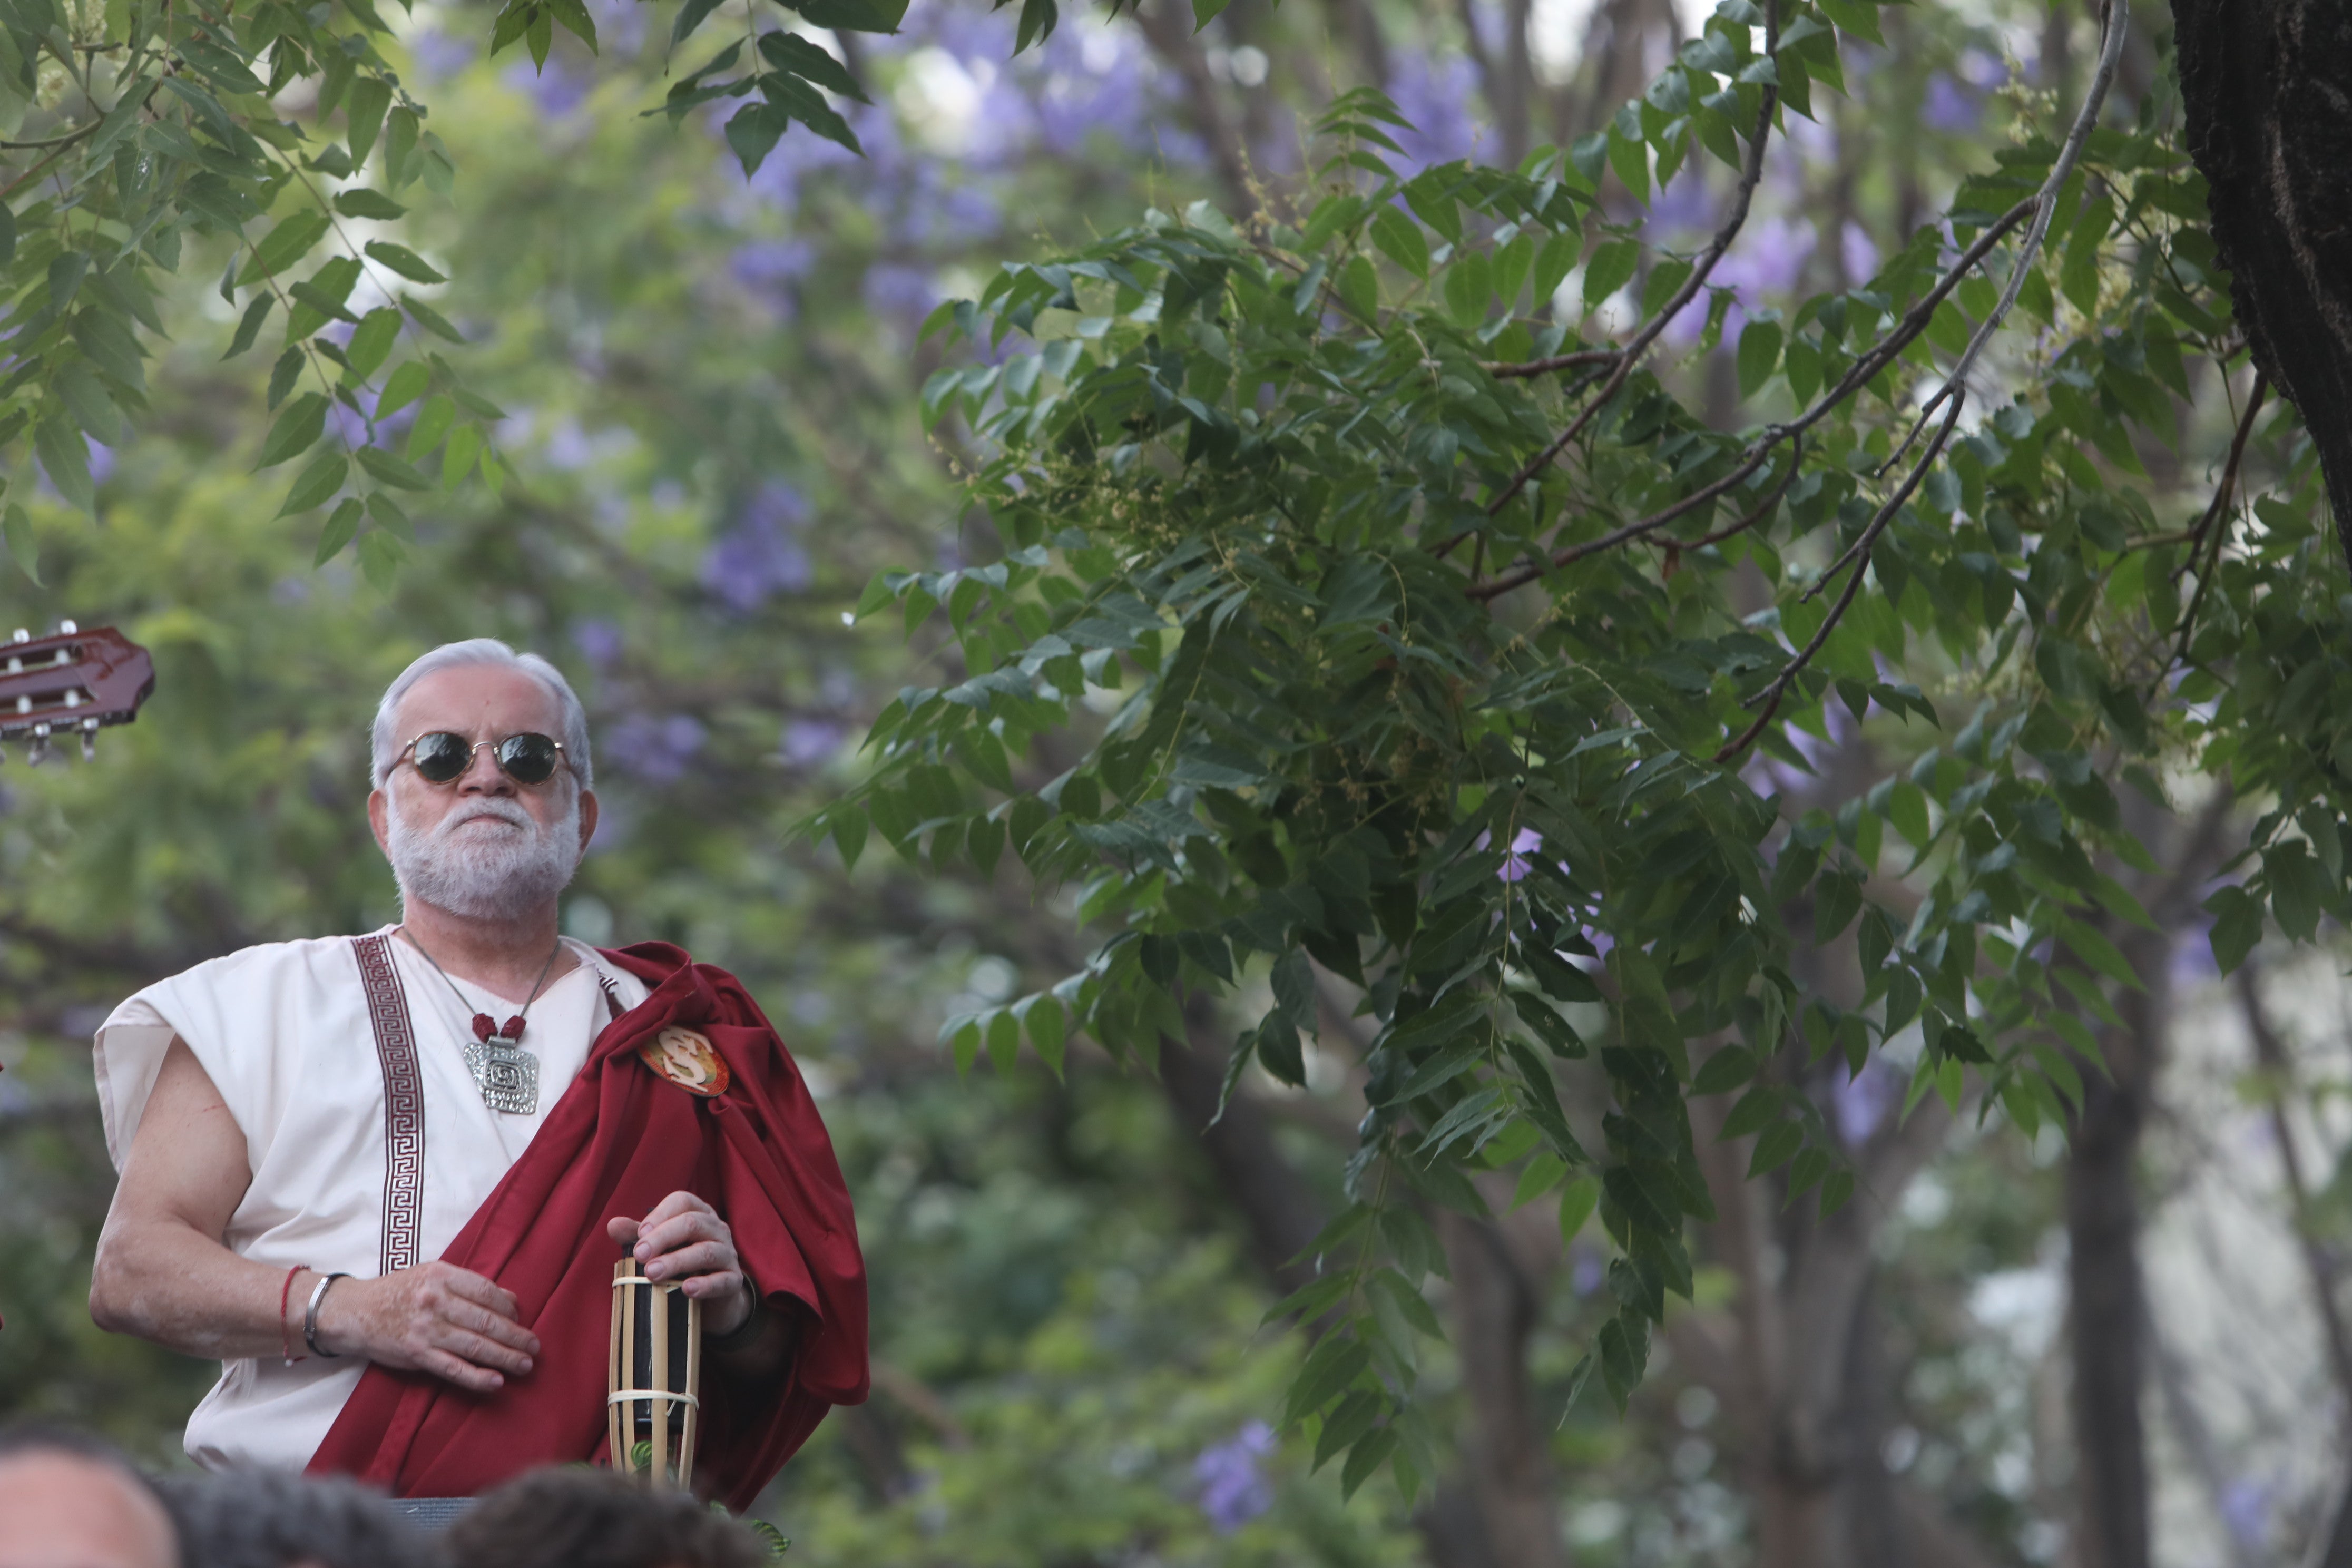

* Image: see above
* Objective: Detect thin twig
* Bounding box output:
[1882,0,2130,470]
[1465,435,1804,602]
[1482,348,1623,380]
[2163,373,2269,674]
[1464,198,2037,599]
[1712,395,1965,764]
[1479,0,1783,523]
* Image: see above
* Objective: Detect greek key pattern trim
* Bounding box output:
[353,934,425,1276]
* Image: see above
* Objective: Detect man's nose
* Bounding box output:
[456,741,515,796]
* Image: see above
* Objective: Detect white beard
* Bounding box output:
[385,792,582,923]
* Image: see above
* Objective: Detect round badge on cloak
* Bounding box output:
[638,1025,731,1097]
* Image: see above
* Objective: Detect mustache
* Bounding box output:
[430,798,539,839]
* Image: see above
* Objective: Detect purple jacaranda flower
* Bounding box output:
[408,28,475,81]
[731,239,816,289]
[1841,221,1880,287]
[271,576,309,605]
[865,263,939,324]
[701,482,814,611]
[1834,1059,1899,1146]
[2169,919,2219,988]
[85,438,114,486]
[328,402,369,452]
[572,619,623,670]
[1194,1422,1275,1534]
[1500,827,1544,883]
[2220,1477,2272,1549]
[1663,214,1817,346]
[1386,55,1482,173]
[1570,1240,1604,1295]
[781,717,845,767]
[603,713,706,786]
[1922,72,1978,134]
[587,0,645,55]
[504,57,590,120]
[1647,166,1717,238]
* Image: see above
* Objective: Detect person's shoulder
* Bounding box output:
[125,930,382,1008]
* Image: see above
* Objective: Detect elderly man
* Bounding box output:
[87,640,866,1505]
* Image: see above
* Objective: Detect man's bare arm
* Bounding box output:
[91,1038,541,1391]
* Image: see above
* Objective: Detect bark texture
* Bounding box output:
[2172,0,2352,561]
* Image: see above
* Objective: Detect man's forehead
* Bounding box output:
[396,664,561,733]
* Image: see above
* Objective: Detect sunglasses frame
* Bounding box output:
[398,730,573,787]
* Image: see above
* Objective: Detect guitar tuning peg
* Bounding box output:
[56,619,75,634]
[8,629,25,644]
[25,722,48,766]
[80,716,97,761]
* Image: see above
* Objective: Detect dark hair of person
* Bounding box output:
[0,1423,184,1568]
[445,1468,769,1568]
[152,1470,437,1568]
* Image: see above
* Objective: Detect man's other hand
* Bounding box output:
[317,1260,540,1394]
[606,1192,750,1335]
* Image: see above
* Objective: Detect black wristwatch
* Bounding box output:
[705,1278,764,1353]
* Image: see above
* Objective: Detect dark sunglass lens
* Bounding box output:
[413,733,472,782]
[498,733,560,783]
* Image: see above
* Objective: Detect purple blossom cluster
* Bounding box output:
[1193,1421,1275,1533]
[602,712,707,785]
[700,481,814,611]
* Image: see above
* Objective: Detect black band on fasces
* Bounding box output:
[305,1272,351,1359]
[705,1283,764,1353]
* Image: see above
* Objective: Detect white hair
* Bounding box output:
[370,639,594,790]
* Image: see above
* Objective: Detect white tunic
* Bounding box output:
[92,927,651,1474]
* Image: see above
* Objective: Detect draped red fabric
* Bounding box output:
[306,944,868,1510]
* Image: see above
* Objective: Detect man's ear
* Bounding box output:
[367,788,391,855]
[577,789,600,852]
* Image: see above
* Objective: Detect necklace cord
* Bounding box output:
[397,928,563,1040]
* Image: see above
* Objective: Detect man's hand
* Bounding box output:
[606,1192,751,1336]
[315,1261,540,1394]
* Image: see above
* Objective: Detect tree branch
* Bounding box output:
[2165,372,2269,675]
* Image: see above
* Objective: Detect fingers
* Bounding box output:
[438,1266,524,1324]
[643,1239,736,1283]
[418,1348,506,1395]
[636,1191,716,1232]
[606,1216,641,1252]
[433,1322,536,1377]
[633,1209,731,1267]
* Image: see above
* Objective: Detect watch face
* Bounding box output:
[640,1026,731,1097]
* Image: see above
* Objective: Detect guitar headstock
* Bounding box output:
[0,622,156,764]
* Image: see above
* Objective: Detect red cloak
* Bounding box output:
[306,944,868,1509]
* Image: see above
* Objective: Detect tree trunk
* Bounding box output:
[2065,971,2155,1568]
[2172,0,2352,564]
[1436,1214,1564,1568]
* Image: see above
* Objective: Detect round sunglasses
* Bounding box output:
[398,730,571,786]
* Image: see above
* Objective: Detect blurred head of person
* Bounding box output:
[0,1425,179,1568]
[151,1471,434,1568]
[444,1468,769,1568]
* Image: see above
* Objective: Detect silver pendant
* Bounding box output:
[462,1037,540,1114]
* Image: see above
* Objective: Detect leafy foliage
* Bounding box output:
[816,0,2343,1495]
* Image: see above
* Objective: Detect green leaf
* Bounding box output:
[724,102,790,176]
[242,212,337,288]
[1442,250,1492,327]
[1368,207,1428,280]
[1532,230,1579,305]
[54,361,122,443]
[406,394,458,462]
[441,424,485,487]
[384,106,421,189]
[1735,318,1782,398]
[316,496,360,569]
[2059,919,2144,992]
[1583,239,1639,311]
[356,445,433,491]
[377,361,431,420]
[366,492,416,542]
[257,394,330,469]
[670,0,727,48]
[34,416,92,512]
[223,293,275,360]
[331,188,407,221]
[1337,253,1379,322]
[756,30,871,102]
[1,503,39,584]
[2206,884,2263,975]
[276,450,348,516]
[364,241,447,286]
[344,309,403,383]
[400,295,467,344]
[346,77,394,168]
[1556,1174,1599,1243]
[356,527,405,591]
[266,345,306,411]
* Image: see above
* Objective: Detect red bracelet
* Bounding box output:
[279,1264,309,1366]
